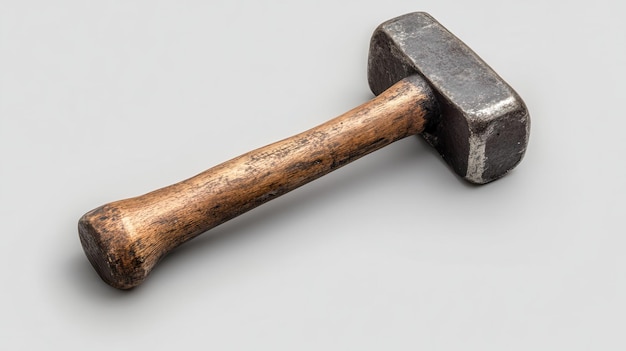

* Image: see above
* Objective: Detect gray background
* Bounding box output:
[1,0,624,350]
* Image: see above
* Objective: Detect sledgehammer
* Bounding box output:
[79,12,530,289]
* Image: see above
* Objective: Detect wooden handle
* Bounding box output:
[79,76,435,289]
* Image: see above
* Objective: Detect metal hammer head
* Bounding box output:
[368,12,530,184]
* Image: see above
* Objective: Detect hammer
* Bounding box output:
[79,12,530,289]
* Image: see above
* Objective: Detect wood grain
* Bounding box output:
[78,75,436,289]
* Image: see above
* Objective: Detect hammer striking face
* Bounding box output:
[368,12,530,183]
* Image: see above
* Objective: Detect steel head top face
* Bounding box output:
[368,12,530,184]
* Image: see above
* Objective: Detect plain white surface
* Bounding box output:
[1,1,625,349]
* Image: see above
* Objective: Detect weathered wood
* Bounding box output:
[78,76,435,289]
